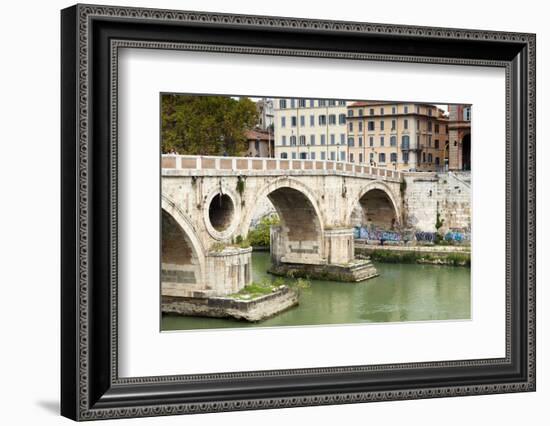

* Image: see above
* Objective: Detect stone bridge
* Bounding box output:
[161,155,403,299]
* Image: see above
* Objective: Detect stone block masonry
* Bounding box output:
[162,286,299,322]
[402,171,471,233]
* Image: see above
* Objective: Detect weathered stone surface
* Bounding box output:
[268,258,378,282]
[161,286,299,322]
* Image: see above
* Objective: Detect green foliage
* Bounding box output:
[161,94,258,155]
[367,249,470,266]
[400,179,407,195]
[435,203,445,231]
[236,176,245,196]
[247,215,280,247]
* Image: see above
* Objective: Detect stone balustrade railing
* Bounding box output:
[161,155,402,181]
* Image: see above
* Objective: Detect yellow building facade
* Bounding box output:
[346,102,450,172]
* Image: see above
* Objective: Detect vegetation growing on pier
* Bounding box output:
[228,276,311,301]
[247,214,280,248]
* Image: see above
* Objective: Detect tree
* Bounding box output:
[161,95,258,155]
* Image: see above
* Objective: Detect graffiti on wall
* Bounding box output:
[444,230,471,242]
[354,226,470,244]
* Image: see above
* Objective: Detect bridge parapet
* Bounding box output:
[162,155,402,182]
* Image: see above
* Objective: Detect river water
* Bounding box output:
[161,251,471,331]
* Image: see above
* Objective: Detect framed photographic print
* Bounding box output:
[61,4,536,421]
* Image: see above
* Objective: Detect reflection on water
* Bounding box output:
[162,251,471,331]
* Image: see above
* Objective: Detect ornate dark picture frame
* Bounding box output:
[61,4,536,421]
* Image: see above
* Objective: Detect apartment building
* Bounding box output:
[273,98,350,161]
[448,104,472,171]
[346,102,450,171]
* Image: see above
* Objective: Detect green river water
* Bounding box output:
[161,251,471,331]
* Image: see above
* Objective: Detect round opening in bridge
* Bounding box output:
[208,193,235,232]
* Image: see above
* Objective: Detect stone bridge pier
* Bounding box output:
[161,155,403,297]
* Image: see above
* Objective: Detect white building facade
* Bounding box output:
[273,98,350,161]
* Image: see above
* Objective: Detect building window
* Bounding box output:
[321,152,326,160]
[435,157,440,166]
[310,135,316,145]
[318,115,326,125]
[391,119,396,130]
[358,121,363,132]
[292,152,297,159]
[422,152,426,163]
[427,121,432,132]
[370,152,374,163]
[300,152,307,159]
[380,136,385,146]
[318,99,326,107]
[280,152,287,159]
[340,151,346,161]
[282,136,287,146]
[358,109,363,116]
[404,106,409,113]
[321,134,326,145]
[330,152,335,160]
[416,105,420,114]
[404,119,408,130]
[428,153,433,163]
[330,134,335,145]
[328,99,336,106]
[390,135,397,147]
[369,136,374,147]
[309,99,315,107]
[435,139,439,149]
[403,152,409,163]
[291,116,297,127]
[350,153,354,163]
[300,115,305,127]
[349,122,353,132]
[281,116,286,128]
[368,121,375,131]
[290,135,296,146]
[463,107,471,121]
[310,115,315,126]
[279,99,287,109]
[369,108,374,115]
[379,153,386,163]
[428,135,432,147]
[340,134,346,145]
[358,136,363,147]
[428,108,433,116]
[299,135,306,145]
[390,152,397,163]
[392,106,396,114]
[339,100,346,105]
[359,153,363,163]
[380,120,385,131]
[348,137,354,147]
[402,135,410,150]
[435,124,440,133]
[329,114,336,125]
[380,107,384,115]
[311,152,316,160]
[298,99,306,108]
[339,114,346,124]
[348,109,354,117]
[290,99,296,108]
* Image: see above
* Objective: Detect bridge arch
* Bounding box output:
[241,177,325,238]
[349,181,401,230]
[161,196,206,290]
